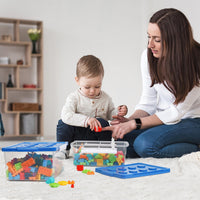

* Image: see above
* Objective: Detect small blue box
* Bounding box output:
[95,162,170,179]
[71,140,129,167]
[2,142,68,181]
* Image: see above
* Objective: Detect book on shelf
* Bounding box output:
[0,82,5,99]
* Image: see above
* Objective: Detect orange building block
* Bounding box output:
[103,154,110,160]
[7,162,17,176]
[7,162,23,176]
[21,157,35,168]
[96,159,103,166]
[29,176,36,180]
[87,171,95,175]
[38,166,52,177]
[79,154,88,160]
[116,157,123,165]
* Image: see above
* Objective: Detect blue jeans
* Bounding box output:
[122,118,200,158]
[56,118,112,150]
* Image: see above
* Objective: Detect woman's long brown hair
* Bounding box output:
[148,8,200,104]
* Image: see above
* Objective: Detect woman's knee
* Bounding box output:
[133,135,156,158]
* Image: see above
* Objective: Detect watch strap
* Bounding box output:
[135,118,142,130]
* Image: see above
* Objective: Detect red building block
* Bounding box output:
[94,127,102,132]
[77,165,84,171]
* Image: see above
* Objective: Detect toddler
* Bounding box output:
[56,55,127,158]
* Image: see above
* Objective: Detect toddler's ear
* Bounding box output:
[75,76,79,83]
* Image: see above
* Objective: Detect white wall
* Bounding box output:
[0,0,200,139]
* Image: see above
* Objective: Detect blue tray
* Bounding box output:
[95,163,170,179]
[2,142,68,152]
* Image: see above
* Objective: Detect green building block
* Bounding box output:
[14,162,22,170]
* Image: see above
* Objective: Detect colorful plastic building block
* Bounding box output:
[38,166,52,177]
[81,169,95,175]
[96,159,103,166]
[14,162,22,170]
[46,177,55,184]
[94,127,102,132]
[21,157,35,168]
[58,181,68,185]
[49,183,60,188]
[77,165,84,171]
[87,171,95,175]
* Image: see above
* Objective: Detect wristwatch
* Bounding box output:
[135,118,142,130]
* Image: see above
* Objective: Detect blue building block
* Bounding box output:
[103,160,109,165]
[74,153,80,160]
[95,163,170,179]
[13,174,20,180]
[90,162,97,166]
[30,167,37,173]
[46,177,55,184]
[47,160,52,167]
[8,173,13,180]
[74,160,79,165]
[86,154,93,160]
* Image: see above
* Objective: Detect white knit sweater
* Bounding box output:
[61,89,117,127]
[135,49,200,124]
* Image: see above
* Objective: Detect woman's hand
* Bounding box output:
[110,115,129,125]
[102,120,136,139]
[87,118,101,131]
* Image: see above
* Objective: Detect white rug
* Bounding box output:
[1,147,200,200]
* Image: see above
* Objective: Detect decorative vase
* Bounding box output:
[7,74,14,87]
[31,40,37,54]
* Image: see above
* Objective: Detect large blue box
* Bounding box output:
[2,142,68,181]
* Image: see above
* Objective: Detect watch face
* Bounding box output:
[135,118,141,124]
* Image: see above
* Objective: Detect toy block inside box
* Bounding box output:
[71,140,129,167]
[2,142,68,181]
[10,103,40,111]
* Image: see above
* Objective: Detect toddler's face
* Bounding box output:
[75,75,103,99]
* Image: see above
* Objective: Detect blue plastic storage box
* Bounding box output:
[2,142,68,181]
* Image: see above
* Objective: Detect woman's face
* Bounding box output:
[147,23,162,58]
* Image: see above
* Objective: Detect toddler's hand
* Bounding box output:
[87,118,102,131]
[117,105,128,117]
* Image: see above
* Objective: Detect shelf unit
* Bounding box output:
[0,17,43,138]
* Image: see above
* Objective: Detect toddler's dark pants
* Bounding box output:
[56,118,112,150]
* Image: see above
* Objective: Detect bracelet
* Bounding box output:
[135,118,142,130]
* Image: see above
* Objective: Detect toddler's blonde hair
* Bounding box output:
[76,55,104,78]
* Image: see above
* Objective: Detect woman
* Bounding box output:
[102,8,200,158]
